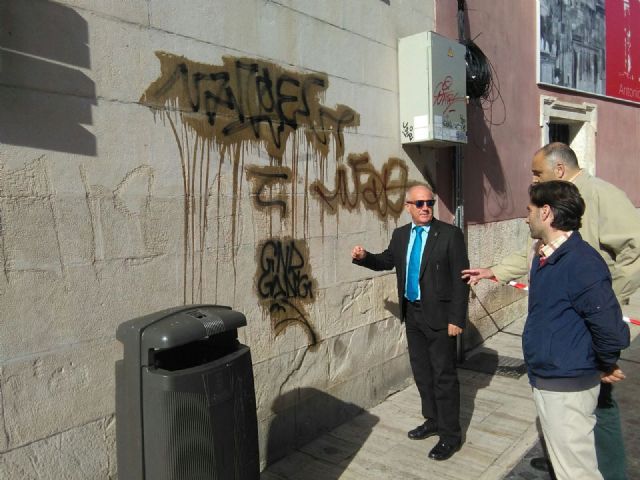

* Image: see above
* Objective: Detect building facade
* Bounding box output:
[0,1,637,478]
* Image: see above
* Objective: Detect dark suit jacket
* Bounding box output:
[353,218,470,329]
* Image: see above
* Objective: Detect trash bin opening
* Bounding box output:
[151,330,239,371]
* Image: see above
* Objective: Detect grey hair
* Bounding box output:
[536,142,580,169]
[404,184,433,202]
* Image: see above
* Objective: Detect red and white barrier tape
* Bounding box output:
[488,277,640,326]
[506,281,528,291]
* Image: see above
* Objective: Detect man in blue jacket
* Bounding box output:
[524,180,630,480]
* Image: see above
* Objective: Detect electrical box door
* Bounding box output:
[398,31,467,146]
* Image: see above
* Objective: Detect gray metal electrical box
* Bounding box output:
[115,304,259,480]
[398,31,467,146]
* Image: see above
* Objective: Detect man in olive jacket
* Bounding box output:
[462,143,640,479]
[352,185,469,461]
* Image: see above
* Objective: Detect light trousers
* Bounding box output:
[533,384,602,480]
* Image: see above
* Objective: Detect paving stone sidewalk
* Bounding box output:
[262,293,640,479]
[262,316,536,479]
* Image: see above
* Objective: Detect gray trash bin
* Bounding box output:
[115,305,259,480]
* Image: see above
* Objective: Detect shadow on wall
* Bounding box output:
[383,298,401,320]
[463,103,510,223]
[402,143,460,224]
[0,0,97,155]
[402,143,438,194]
[264,388,380,477]
[401,103,510,225]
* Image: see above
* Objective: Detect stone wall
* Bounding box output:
[466,219,530,348]
[0,0,448,477]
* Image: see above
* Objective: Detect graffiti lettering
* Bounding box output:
[401,122,414,141]
[256,238,317,345]
[258,239,314,302]
[246,165,291,215]
[141,52,360,159]
[433,75,465,115]
[310,153,408,220]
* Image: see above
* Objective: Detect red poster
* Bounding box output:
[606,0,640,102]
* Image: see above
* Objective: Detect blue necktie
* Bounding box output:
[406,226,423,301]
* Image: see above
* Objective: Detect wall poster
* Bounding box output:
[537,0,640,104]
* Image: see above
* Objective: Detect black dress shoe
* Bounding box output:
[428,440,461,461]
[530,456,554,473]
[407,420,438,440]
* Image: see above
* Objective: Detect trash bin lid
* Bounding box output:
[117,305,246,365]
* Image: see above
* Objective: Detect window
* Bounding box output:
[540,96,597,175]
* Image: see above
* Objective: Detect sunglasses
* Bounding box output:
[406,199,436,208]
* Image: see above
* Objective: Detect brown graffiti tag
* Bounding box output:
[141,52,360,160]
[256,237,317,345]
[310,153,409,220]
[246,165,291,216]
[140,52,360,304]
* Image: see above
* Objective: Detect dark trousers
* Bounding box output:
[595,384,627,480]
[405,301,461,444]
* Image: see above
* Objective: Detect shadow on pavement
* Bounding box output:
[263,388,380,479]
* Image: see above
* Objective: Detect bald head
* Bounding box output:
[531,142,581,183]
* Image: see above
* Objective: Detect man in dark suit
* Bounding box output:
[351,185,470,460]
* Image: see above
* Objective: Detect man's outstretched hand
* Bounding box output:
[461,267,495,285]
